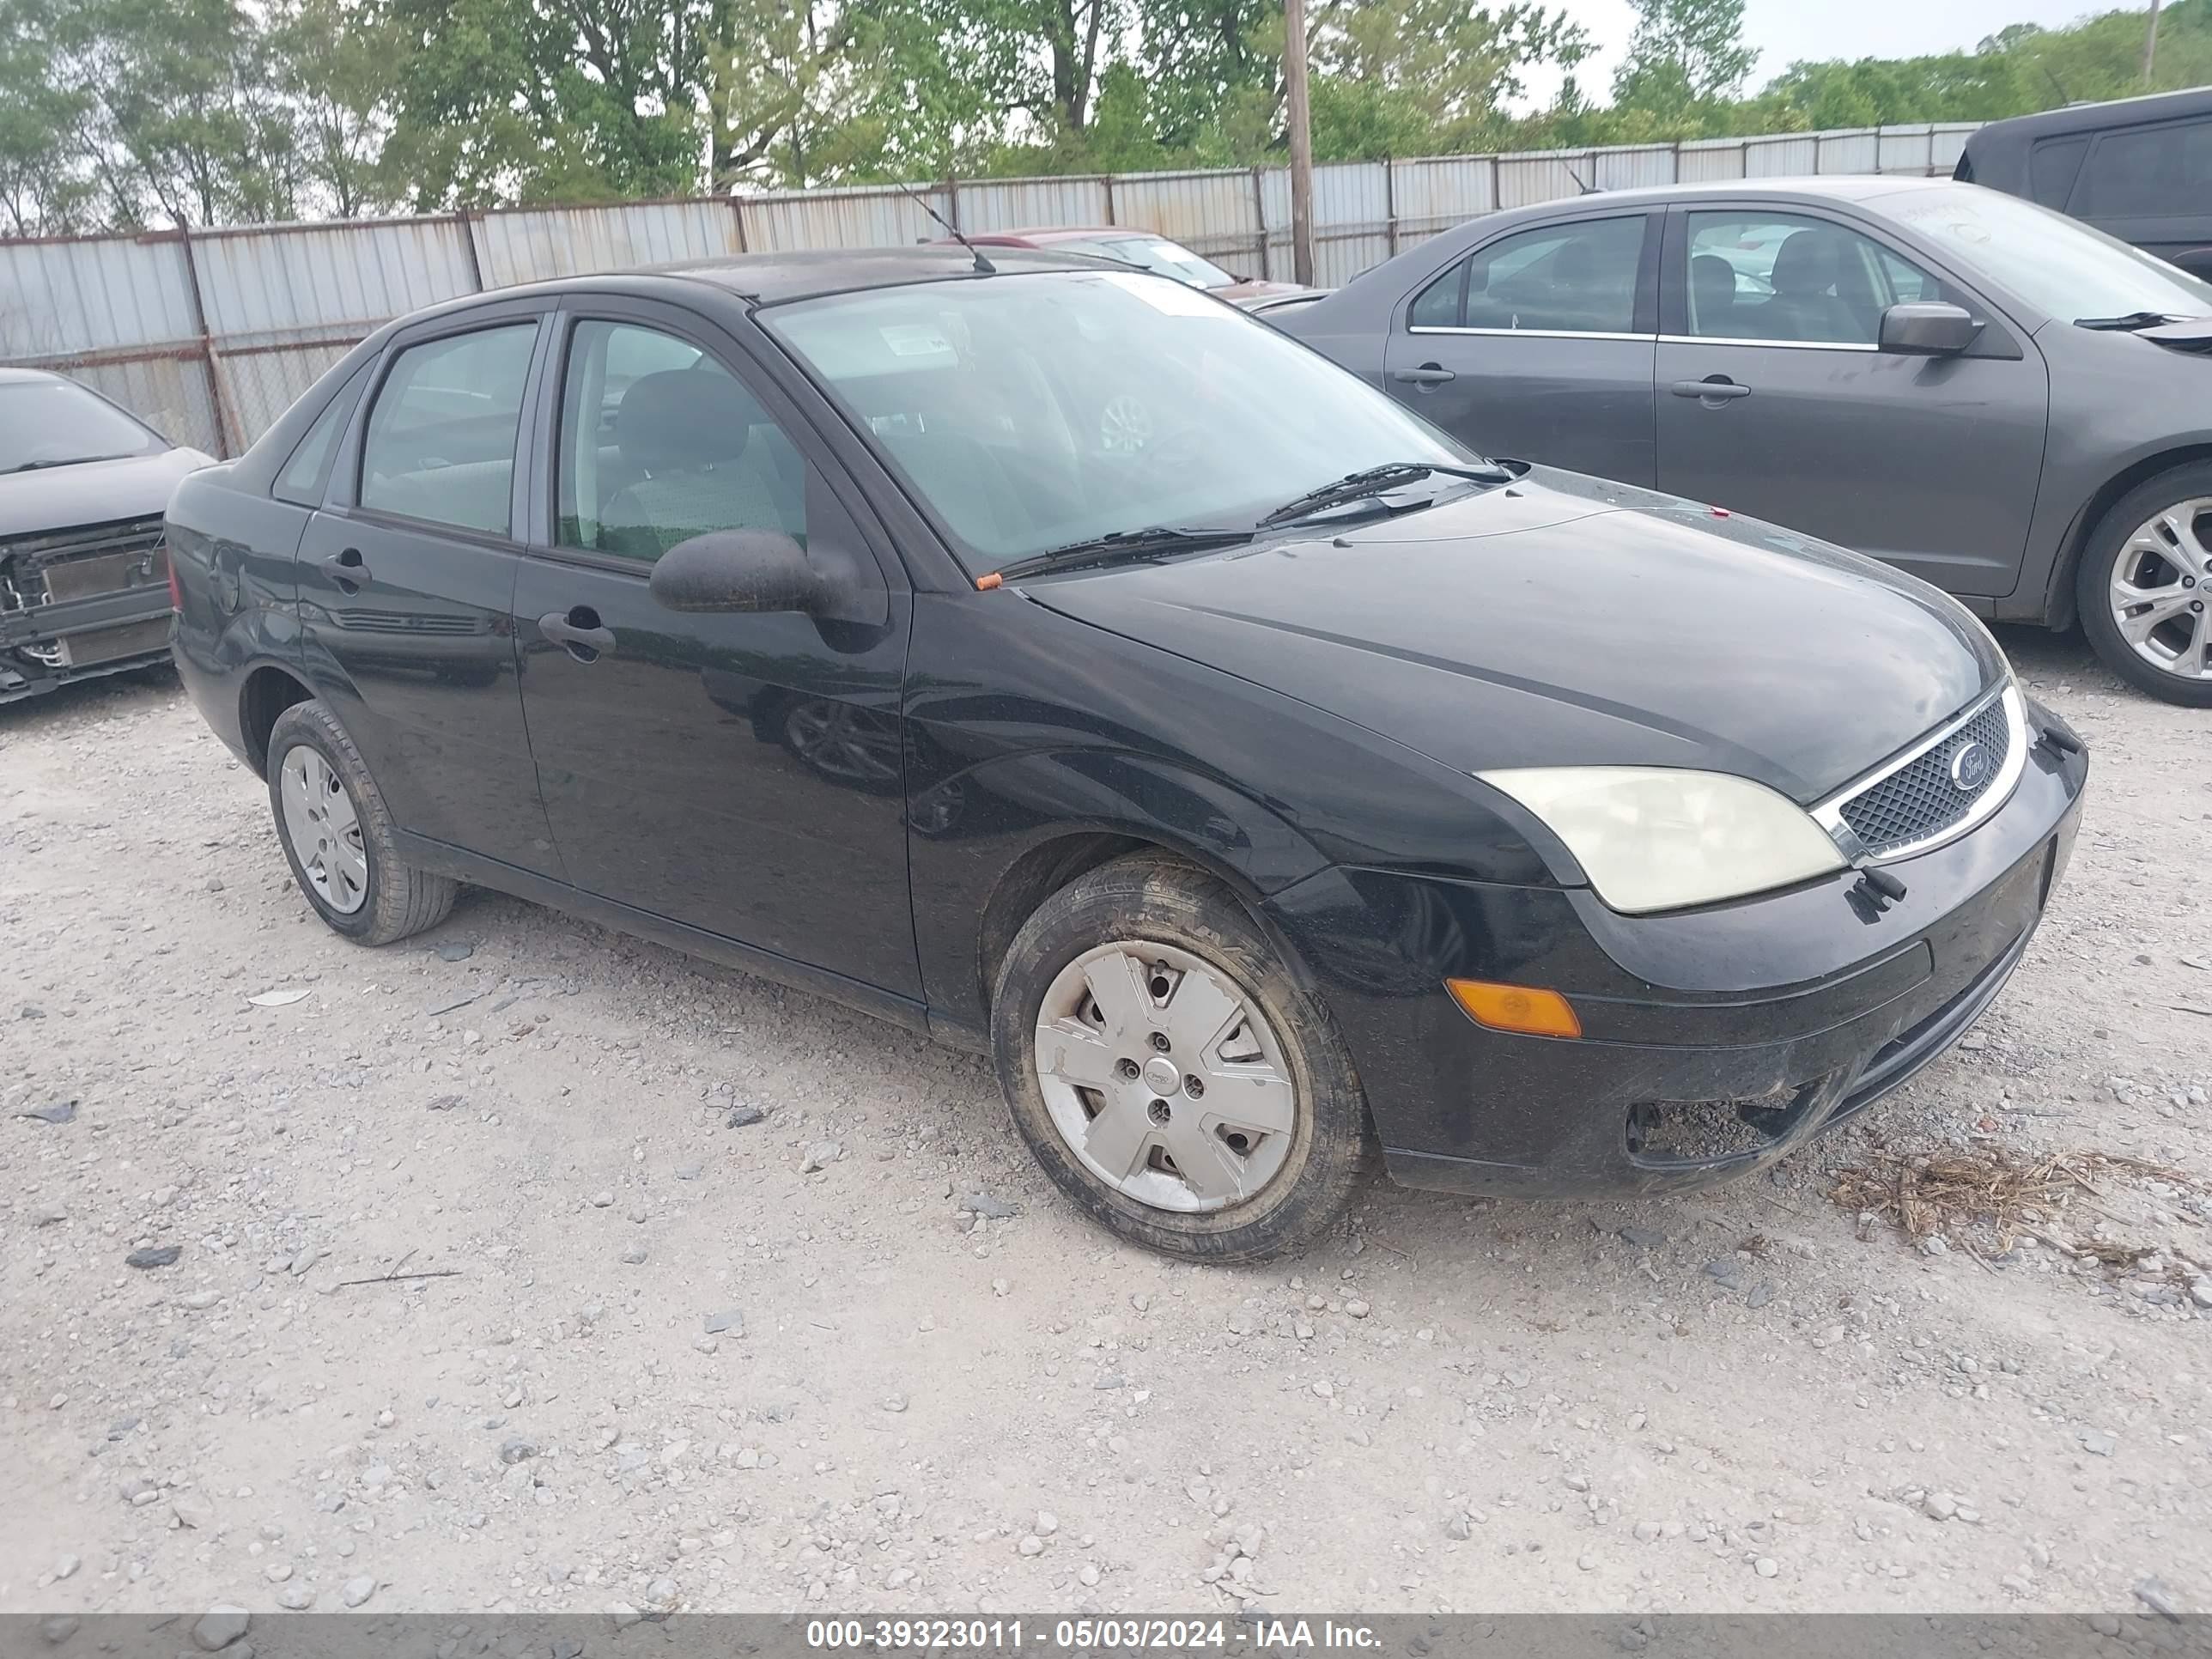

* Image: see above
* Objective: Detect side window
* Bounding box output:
[2029,137,2089,209]
[1872,246,1938,304]
[2073,121,2212,219]
[1408,259,1467,328]
[1460,216,1645,334]
[272,366,367,507]
[1684,213,1936,345]
[359,324,538,535]
[556,319,807,563]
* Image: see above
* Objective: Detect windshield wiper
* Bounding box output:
[5,454,132,474]
[2075,310,2190,331]
[1256,459,1512,527]
[992,524,1256,581]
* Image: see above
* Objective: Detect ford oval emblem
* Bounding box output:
[1948,738,1994,793]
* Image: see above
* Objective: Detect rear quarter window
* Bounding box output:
[2028,137,2088,209]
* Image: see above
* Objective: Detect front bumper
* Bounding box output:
[2,527,176,703]
[1265,700,2088,1198]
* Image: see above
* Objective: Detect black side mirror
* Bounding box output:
[1879,301,1980,356]
[649,529,862,621]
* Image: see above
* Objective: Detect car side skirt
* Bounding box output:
[388,829,932,1037]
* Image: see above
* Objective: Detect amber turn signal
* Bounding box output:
[1444,977,1583,1039]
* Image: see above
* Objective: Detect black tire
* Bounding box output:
[990,854,1372,1261]
[265,700,457,945]
[2075,463,2212,707]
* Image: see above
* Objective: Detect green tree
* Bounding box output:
[710,0,883,188]
[0,0,99,234]
[58,0,295,227]
[268,0,404,217]
[1136,0,1274,150]
[1613,0,1758,118]
[376,0,713,207]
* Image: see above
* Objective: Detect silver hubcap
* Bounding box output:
[1033,942,1297,1214]
[277,744,368,915]
[2110,499,2211,681]
[1099,394,1152,455]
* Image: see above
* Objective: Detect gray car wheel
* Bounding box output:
[992,853,1372,1260]
[265,699,459,945]
[2079,465,2212,707]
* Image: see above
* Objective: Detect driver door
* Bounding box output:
[511,299,920,998]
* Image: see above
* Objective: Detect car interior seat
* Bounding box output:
[1765,231,1863,343]
[599,370,794,561]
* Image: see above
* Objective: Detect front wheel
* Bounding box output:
[266,700,457,945]
[2076,465,2212,706]
[990,854,1372,1261]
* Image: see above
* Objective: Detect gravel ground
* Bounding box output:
[3,626,2209,1621]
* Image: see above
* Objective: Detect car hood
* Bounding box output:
[0,447,211,539]
[1017,469,2007,804]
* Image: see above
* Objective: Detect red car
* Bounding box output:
[937,227,1313,307]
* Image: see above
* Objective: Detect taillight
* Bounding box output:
[166,545,181,611]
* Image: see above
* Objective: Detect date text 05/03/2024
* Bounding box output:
[801,1620,1382,1650]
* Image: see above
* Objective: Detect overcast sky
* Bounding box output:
[1518,0,2117,106]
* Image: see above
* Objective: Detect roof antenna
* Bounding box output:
[1565,159,1601,196]
[898,178,995,274]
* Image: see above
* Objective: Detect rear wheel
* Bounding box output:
[2077,465,2212,706]
[266,700,457,945]
[991,854,1371,1261]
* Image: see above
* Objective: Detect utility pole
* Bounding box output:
[2143,0,2161,86]
[1283,0,1315,287]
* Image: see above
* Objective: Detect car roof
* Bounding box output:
[0,365,68,386]
[1961,87,2212,148]
[1459,174,1965,215]
[943,228,1145,248]
[335,246,1152,348]
[635,245,1116,303]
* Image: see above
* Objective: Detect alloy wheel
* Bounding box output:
[277,744,369,915]
[2108,499,2212,682]
[1031,941,1297,1213]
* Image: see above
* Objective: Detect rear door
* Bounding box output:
[1652,204,2049,597]
[1380,211,1659,484]
[296,303,565,877]
[510,298,920,997]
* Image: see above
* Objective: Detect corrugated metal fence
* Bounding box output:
[0,123,1976,458]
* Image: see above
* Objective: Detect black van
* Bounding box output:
[1956,87,2212,280]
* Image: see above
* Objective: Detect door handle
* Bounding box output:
[538,607,616,661]
[1392,363,1456,387]
[1671,377,1752,402]
[320,548,368,589]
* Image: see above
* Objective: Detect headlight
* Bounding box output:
[1476,767,1846,915]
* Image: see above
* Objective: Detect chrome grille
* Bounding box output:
[1830,690,2019,860]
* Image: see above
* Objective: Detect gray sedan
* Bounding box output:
[1279,177,2212,704]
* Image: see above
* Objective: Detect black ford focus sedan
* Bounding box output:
[167,247,2087,1261]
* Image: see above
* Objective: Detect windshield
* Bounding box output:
[763,270,1474,570]
[0,377,165,472]
[1056,236,1237,290]
[1876,182,2212,322]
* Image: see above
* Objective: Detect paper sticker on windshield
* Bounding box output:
[1103,271,1227,317]
[880,324,955,359]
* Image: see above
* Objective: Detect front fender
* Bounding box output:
[908,746,1334,1034]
